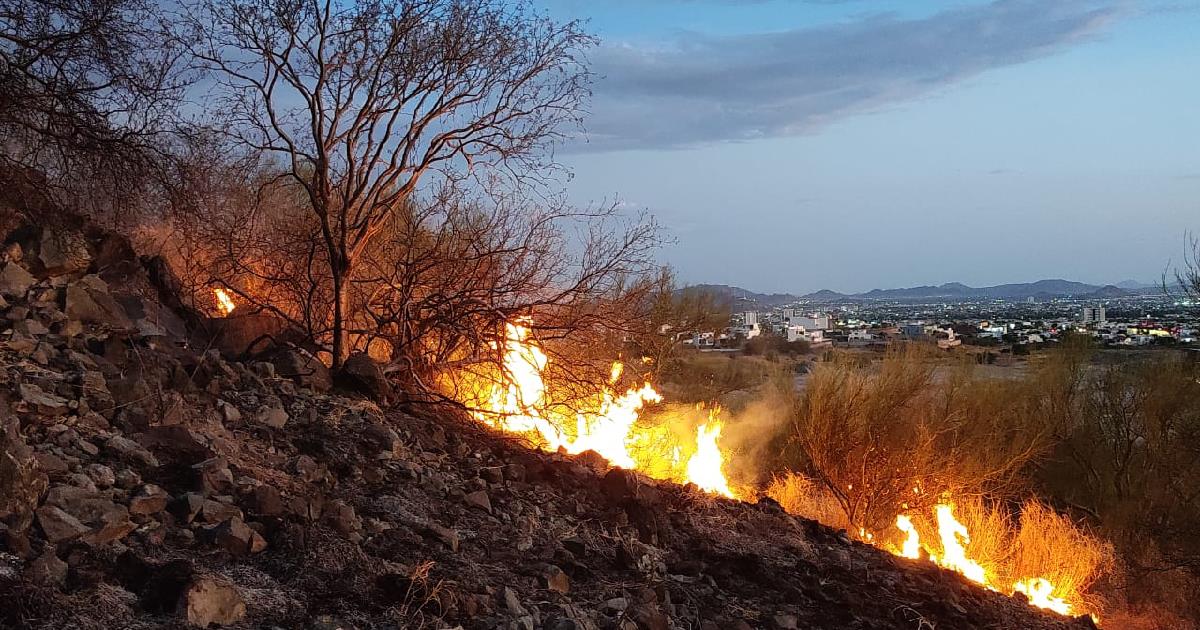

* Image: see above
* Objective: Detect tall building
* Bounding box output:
[1081,306,1106,324]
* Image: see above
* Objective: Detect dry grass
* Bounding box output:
[765,472,850,531]
[1008,500,1114,613]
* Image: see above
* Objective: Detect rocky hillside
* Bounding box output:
[0,220,1100,629]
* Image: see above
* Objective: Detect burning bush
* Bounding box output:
[778,344,1054,532]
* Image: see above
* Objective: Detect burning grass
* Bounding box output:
[450,318,740,499]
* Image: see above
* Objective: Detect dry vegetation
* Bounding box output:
[5,0,1200,626]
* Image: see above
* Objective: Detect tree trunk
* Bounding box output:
[331,261,350,371]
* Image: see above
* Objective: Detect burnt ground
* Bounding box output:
[0,218,1099,630]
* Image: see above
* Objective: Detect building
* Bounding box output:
[1081,306,1106,324]
[848,329,876,341]
[794,314,831,330]
[900,323,926,338]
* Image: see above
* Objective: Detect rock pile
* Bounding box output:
[0,221,1098,629]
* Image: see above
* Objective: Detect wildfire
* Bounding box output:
[687,421,736,498]
[213,287,237,316]
[886,501,1080,618]
[469,318,737,498]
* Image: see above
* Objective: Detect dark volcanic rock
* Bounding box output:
[335,352,392,402]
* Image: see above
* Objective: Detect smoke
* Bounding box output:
[717,372,799,488]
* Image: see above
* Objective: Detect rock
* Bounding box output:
[82,508,136,545]
[44,484,134,544]
[39,227,92,274]
[250,485,285,517]
[212,517,264,555]
[502,586,527,615]
[129,484,170,515]
[603,597,628,614]
[1,413,49,530]
[207,313,292,357]
[363,422,401,455]
[561,535,587,558]
[0,263,35,297]
[32,452,69,479]
[26,549,68,585]
[628,603,669,630]
[323,500,361,537]
[256,405,288,429]
[270,348,332,392]
[169,493,206,524]
[334,352,392,402]
[84,463,116,488]
[182,575,246,628]
[428,522,460,552]
[36,506,89,543]
[141,426,215,467]
[18,382,69,417]
[105,435,160,468]
[543,564,570,594]
[771,613,799,629]
[199,499,242,524]
[464,490,492,514]
[218,401,241,424]
[66,274,132,328]
[12,318,49,336]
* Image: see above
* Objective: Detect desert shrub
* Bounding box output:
[1007,500,1114,615]
[778,344,1054,532]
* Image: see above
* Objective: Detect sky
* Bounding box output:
[532,0,1200,294]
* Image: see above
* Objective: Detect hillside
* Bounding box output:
[0,221,1100,629]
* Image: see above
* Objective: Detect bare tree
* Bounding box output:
[0,0,187,218]
[184,0,594,369]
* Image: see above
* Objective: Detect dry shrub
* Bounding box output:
[1009,500,1114,614]
[766,472,850,531]
[780,344,1054,532]
[943,496,1014,583]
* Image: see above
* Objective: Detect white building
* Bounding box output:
[787,325,828,346]
[1081,306,1107,324]
[782,309,831,330]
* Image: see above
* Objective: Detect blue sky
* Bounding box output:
[533,0,1200,294]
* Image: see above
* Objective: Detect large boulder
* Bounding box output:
[335,352,393,403]
[204,313,291,358]
[39,227,91,275]
[66,274,132,328]
[0,412,48,531]
[182,575,246,628]
[0,262,35,297]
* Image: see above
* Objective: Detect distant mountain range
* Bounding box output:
[686,279,1169,305]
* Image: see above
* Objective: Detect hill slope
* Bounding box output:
[0,220,1097,629]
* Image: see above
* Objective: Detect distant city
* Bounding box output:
[680,279,1199,353]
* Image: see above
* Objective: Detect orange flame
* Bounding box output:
[213,288,236,316]
[887,501,1079,618]
[469,318,736,498]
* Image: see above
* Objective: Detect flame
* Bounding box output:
[888,502,1077,618]
[469,318,736,498]
[1013,578,1071,616]
[934,503,989,585]
[686,421,735,498]
[213,288,237,316]
[895,514,921,559]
